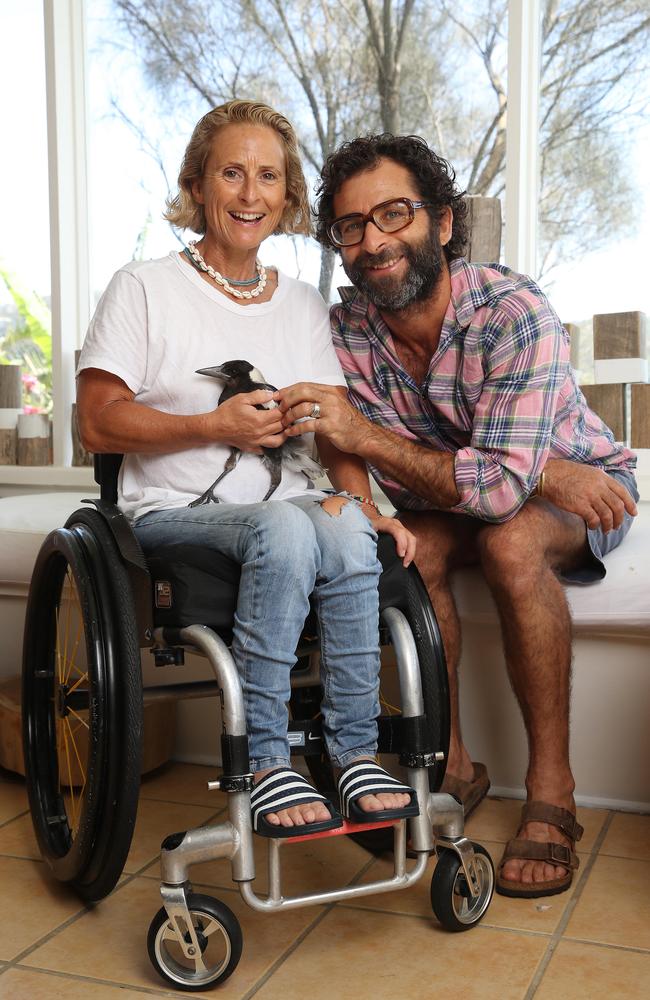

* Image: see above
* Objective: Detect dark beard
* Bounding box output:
[342,224,445,312]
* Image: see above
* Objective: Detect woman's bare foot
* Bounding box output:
[338,758,411,815]
[253,768,332,830]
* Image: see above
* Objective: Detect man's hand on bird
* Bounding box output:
[276,382,372,454]
[212,389,287,453]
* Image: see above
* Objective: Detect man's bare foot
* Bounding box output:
[499,819,572,885]
[497,797,582,894]
[253,768,331,830]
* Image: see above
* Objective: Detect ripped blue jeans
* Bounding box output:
[134,495,382,772]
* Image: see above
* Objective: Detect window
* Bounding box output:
[0,1,51,415]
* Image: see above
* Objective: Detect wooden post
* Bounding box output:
[593,311,647,360]
[465,196,502,264]
[0,409,20,464]
[581,385,627,443]
[631,385,650,449]
[0,366,23,464]
[17,413,51,465]
[0,364,21,407]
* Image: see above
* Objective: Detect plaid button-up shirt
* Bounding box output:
[331,258,636,522]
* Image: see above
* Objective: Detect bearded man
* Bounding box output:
[278,134,638,899]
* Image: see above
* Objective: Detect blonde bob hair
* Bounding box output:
[164,100,311,237]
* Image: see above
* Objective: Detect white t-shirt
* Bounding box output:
[78,252,346,520]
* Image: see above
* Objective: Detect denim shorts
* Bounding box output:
[561,467,640,585]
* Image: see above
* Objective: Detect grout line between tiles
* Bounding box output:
[558,936,650,956]
[6,964,185,998]
[239,854,378,1000]
[0,805,228,975]
[0,808,30,831]
[337,898,558,941]
[522,809,616,1000]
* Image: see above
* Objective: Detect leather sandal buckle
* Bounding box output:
[548,843,571,866]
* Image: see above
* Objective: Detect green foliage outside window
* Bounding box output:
[0,266,53,414]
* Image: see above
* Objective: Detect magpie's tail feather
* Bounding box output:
[283,439,326,481]
[262,440,325,484]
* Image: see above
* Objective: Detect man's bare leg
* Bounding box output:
[477,499,589,887]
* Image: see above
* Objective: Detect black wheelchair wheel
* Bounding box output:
[430,843,494,931]
[148,894,243,991]
[22,507,143,901]
[300,538,450,856]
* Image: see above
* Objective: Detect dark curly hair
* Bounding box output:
[315,134,468,261]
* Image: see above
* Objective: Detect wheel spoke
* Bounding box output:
[67,672,89,695]
[66,706,90,730]
[191,953,208,975]
[61,718,78,828]
[202,916,226,938]
[62,572,74,684]
[64,713,87,791]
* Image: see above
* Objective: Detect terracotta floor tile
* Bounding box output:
[254,907,547,1000]
[565,855,650,949]
[142,825,372,898]
[0,770,28,825]
[464,797,608,853]
[0,967,153,999]
[0,812,40,860]
[534,940,650,1000]
[0,857,86,961]
[123,797,220,874]
[348,839,584,934]
[600,812,650,862]
[23,876,324,997]
[139,762,228,809]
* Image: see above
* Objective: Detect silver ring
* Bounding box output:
[310,403,321,419]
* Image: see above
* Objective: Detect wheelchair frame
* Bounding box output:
[22,454,495,991]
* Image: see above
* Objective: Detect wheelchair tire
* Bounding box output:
[22,507,143,901]
[430,843,494,931]
[148,894,242,991]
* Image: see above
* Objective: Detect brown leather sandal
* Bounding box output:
[441,762,490,819]
[496,801,583,898]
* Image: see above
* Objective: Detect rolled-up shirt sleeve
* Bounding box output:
[452,301,569,522]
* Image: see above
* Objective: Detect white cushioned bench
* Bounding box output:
[449,503,650,811]
[1,490,648,809]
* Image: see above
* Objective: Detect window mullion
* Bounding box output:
[505,0,541,277]
[43,0,91,466]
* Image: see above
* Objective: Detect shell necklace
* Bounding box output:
[186,241,267,300]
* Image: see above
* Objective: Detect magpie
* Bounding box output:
[188,359,324,506]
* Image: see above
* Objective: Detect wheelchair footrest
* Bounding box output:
[272,817,401,845]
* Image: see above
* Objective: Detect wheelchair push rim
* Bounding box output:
[22,509,143,900]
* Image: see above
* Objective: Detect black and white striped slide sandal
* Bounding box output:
[337,760,420,824]
[250,768,342,838]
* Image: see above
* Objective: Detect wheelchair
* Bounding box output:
[21,454,494,991]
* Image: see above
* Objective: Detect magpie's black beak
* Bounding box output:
[196,366,229,380]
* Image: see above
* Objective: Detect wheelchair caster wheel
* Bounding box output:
[430,843,494,931]
[147,893,242,991]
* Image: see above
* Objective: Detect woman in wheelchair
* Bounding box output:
[76,99,420,838]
